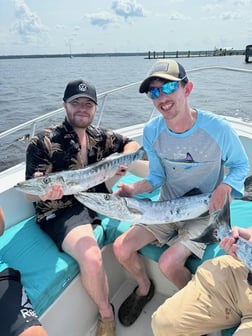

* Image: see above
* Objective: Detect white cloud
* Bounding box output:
[220,11,241,20]
[12,0,48,43]
[84,11,117,28]
[84,0,145,28]
[111,0,145,19]
[1,0,251,55]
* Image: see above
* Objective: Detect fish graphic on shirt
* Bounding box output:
[164,152,212,170]
[164,152,199,169]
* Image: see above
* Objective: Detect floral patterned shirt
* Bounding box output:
[25,118,132,223]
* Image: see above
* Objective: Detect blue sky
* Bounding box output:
[1,0,252,55]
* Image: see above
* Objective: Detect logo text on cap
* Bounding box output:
[150,62,170,75]
[78,83,87,92]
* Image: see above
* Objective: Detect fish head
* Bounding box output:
[75,192,141,222]
[191,195,231,244]
[74,192,115,214]
[14,174,65,195]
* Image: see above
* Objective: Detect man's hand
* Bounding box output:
[114,183,135,197]
[115,165,128,177]
[25,172,64,202]
[209,183,232,213]
[220,226,252,258]
[39,184,64,201]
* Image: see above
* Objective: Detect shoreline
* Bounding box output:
[0,49,245,60]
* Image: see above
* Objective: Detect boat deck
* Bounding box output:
[87,279,164,336]
[88,278,220,336]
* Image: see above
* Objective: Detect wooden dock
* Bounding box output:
[145,49,245,59]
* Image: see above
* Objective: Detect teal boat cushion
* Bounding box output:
[0,261,8,272]
[0,216,105,316]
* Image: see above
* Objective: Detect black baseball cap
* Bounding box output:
[63,79,97,105]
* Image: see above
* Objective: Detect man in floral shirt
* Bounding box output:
[24,79,142,336]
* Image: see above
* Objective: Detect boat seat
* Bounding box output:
[0,215,105,317]
[1,173,250,335]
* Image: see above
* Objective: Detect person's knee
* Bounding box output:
[113,236,131,262]
[158,256,170,276]
[79,245,103,274]
[158,253,176,278]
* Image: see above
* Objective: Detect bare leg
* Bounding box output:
[113,225,155,295]
[62,225,113,319]
[158,242,192,289]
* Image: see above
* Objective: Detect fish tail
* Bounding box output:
[191,195,231,244]
[191,222,219,243]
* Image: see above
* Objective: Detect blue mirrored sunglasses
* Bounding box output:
[147,81,179,100]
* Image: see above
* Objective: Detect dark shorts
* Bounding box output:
[0,268,41,336]
[39,202,102,250]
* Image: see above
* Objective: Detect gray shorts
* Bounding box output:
[136,213,210,259]
[39,202,101,250]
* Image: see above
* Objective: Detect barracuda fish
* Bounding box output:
[74,192,211,224]
[191,196,252,285]
[14,147,145,196]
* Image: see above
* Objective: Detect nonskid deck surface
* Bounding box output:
[87,279,165,336]
[88,279,220,336]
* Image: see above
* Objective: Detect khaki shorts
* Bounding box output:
[136,213,210,259]
[152,255,252,336]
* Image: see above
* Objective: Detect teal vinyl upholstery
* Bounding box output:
[1,172,251,336]
[0,216,105,316]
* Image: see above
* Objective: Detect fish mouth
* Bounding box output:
[14,182,44,195]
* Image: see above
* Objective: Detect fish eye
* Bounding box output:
[104,194,111,200]
[42,177,50,184]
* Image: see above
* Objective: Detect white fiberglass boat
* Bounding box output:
[1,66,252,336]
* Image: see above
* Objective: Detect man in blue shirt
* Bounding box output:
[113,59,249,327]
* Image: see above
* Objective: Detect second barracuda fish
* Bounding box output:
[74,192,211,224]
[75,175,252,225]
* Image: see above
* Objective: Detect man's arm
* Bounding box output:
[122,140,140,153]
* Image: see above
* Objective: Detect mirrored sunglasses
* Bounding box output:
[147,81,179,100]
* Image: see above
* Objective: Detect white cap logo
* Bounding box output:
[78,83,87,92]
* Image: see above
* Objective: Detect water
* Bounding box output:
[0,55,252,171]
